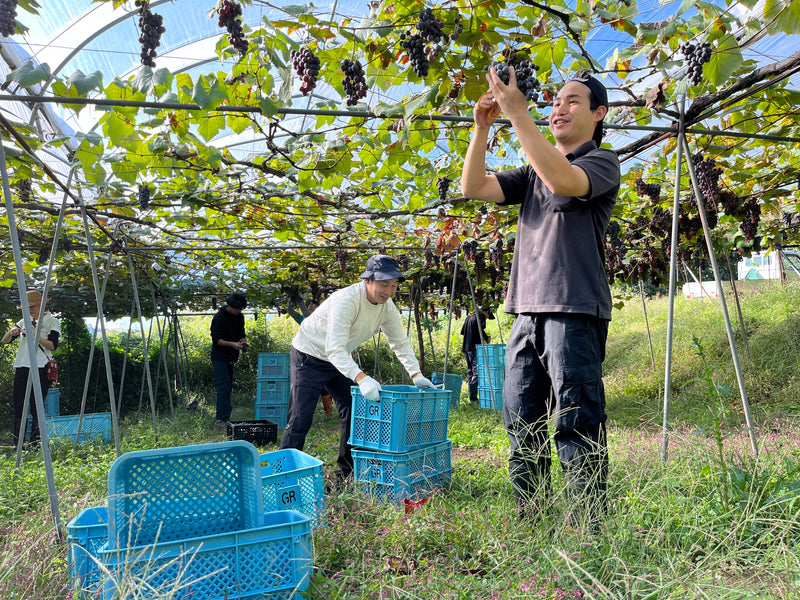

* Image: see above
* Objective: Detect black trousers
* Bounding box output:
[502,314,609,513]
[12,366,50,445]
[279,347,357,477]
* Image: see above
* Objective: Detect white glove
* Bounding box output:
[358,376,382,401]
[413,374,436,389]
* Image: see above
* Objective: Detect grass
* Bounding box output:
[2,282,800,599]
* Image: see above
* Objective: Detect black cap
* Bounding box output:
[226,293,248,310]
[360,254,405,282]
[480,305,495,320]
[569,69,608,146]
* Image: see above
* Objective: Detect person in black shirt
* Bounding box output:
[210,293,248,427]
[460,306,494,403]
[462,68,620,526]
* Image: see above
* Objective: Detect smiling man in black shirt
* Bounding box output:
[462,68,620,526]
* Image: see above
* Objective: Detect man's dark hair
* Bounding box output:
[225,293,248,310]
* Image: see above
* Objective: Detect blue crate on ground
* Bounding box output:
[478,385,503,411]
[255,403,288,429]
[45,387,59,417]
[98,510,313,600]
[352,440,452,504]
[260,449,325,528]
[431,372,463,408]
[255,378,291,405]
[349,385,450,453]
[257,353,291,379]
[67,506,108,595]
[28,412,112,444]
[106,441,264,550]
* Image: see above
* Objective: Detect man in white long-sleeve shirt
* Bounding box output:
[280,254,435,480]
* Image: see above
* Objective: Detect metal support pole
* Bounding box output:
[78,206,121,456]
[640,281,656,370]
[724,251,753,370]
[0,141,62,537]
[461,255,499,416]
[124,242,158,435]
[152,292,175,418]
[662,97,686,463]
[116,301,135,418]
[440,251,461,385]
[682,138,759,456]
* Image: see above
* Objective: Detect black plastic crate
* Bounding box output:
[227,420,278,445]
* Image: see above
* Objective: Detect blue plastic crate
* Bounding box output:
[106,441,264,549]
[431,372,463,408]
[478,385,503,411]
[476,343,506,366]
[257,353,291,379]
[255,403,288,429]
[255,378,291,405]
[28,412,112,444]
[45,387,59,417]
[98,510,313,600]
[349,385,450,453]
[477,363,505,388]
[67,506,108,595]
[260,449,325,528]
[352,440,452,504]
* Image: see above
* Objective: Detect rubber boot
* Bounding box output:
[321,394,334,419]
[468,382,479,404]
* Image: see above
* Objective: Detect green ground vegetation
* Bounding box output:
[1,281,800,599]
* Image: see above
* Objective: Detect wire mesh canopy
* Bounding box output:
[0,0,797,315]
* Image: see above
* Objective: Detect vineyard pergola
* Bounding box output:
[1,0,799,535]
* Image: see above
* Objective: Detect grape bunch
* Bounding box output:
[340,59,368,106]
[17,178,31,202]
[681,41,712,85]
[416,8,445,43]
[334,249,348,271]
[399,33,429,77]
[436,177,451,202]
[474,252,486,280]
[291,46,320,96]
[718,190,744,218]
[693,153,723,206]
[461,239,478,261]
[424,249,434,270]
[782,210,798,229]
[739,199,761,241]
[486,57,541,102]
[451,15,463,42]
[218,0,249,55]
[488,239,504,267]
[138,185,151,209]
[136,1,165,68]
[635,178,661,202]
[0,0,18,37]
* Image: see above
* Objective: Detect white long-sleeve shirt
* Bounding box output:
[291,281,421,382]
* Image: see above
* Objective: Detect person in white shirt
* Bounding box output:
[280,254,435,481]
[1,290,61,447]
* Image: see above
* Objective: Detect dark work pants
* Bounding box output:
[280,347,357,477]
[12,366,50,446]
[464,349,478,386]
[502,314,609,516]
[212,360,234,421]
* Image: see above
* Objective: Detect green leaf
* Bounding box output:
[197,114,226,141]
[765,0,800,35]
[6,60,51,87]
[705,38,743,87]
[192,75,229,110]
[65,70,103,96]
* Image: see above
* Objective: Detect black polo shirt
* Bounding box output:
[210,307,246,362]
[495,141,620,320]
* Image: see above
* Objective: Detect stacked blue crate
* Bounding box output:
[349,385,452,504]
[477,343,506,411]
[67,441,314,600]
[431,371,463,409]
[255,353,291,428]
